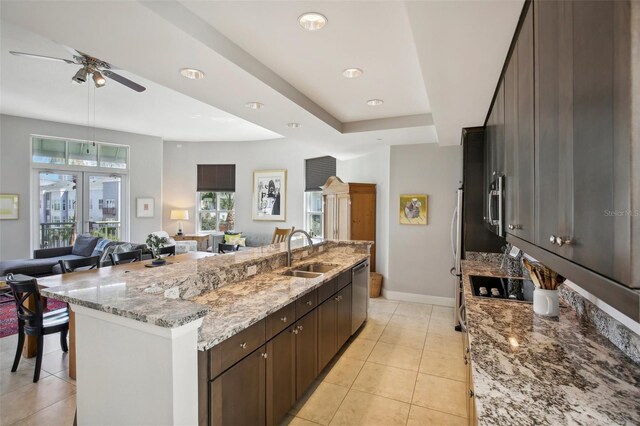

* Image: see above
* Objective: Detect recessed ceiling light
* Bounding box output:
[298,12,328,31]
[287,123,302,128]
[367,99,384,107]
[245,102,264,109]
[179,68,205,80]
[342,68,363,79]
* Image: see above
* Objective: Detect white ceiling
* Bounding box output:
[0,21,281,142]
[182,1,430,123]
[0,0,523,156]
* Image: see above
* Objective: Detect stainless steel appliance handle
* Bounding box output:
[353,261,368,273]
[497,175,504,235]
[487,190,494,225]
[458,304,467,332]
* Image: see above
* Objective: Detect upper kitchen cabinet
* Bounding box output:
[321,177,376,271]
[534,0,633,286]
[504,1,534,243]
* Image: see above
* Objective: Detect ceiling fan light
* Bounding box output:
[72,67,88,84]
[93,70,106,87]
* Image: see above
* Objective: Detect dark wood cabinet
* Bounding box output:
[534,0,632,286]
[210,346,266,426]
[504,1,534,243]
[295,310,318,400]
[336,284,352,349]
[266,327,295,426]
[484,76,505,233]
[317,297,337,372]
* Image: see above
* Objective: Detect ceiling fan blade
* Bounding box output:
[102,70,146,92]
[10,51,76,65]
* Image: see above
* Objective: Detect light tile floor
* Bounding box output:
[0,298,467,426]
[283,298,468,426]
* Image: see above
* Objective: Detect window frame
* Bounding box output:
[197,191,235,233]
[303,190,324,238]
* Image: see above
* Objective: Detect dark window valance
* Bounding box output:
[305,156,336,192]
[197,164,236,192]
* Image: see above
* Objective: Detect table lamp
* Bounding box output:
[170,209,189,235]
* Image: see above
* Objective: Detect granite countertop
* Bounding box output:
[462,259,640,425]
[41,239,370,335]
[192,249,368,350]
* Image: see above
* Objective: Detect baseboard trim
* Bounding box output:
[380,289,455,307]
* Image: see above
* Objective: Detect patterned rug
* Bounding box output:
[0,297,68,338]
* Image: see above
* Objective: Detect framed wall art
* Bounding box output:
[136,197,155,218]
[252,170,287,221]
[399,194,427,225]
[0,194,19,220]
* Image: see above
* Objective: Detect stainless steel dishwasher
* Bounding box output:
[351,260,369,333]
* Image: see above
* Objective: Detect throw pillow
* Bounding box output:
[91,238,113,257]
[237,237,246,247]
[72,235,100,257]
[225,234,243,244]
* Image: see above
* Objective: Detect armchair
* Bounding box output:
[149,231,198,254]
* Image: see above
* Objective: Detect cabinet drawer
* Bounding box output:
[317,278,337,303]
[210,319,266,378]
[266,303,295,340]
[337,269,352,291]
[295,289,318,318]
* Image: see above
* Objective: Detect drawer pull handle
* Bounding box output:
[261,353,268,359]
[239,342,247,349]
[298,325,304,331]
[306,300,313,306]
[292,328,299,335]
[469,390,474,398]
[281,316,287,322]
[334,296,340,301]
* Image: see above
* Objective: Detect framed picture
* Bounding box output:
[0,194,19,220]
[136,197,154,218]
[399,194,427,225]
[252,170,287,221]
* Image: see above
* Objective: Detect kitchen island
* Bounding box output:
[42,239,371,425]
[462,259,640,425]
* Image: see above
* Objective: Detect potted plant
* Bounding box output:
[146,233,168,265]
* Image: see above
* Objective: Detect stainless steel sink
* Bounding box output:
[294,263,339,273]
[281,270,323,278]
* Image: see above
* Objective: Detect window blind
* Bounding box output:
[197,164,236,192]
[305,156,336,192]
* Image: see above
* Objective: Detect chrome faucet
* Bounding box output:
[287,229,314,267]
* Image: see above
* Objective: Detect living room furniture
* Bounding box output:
[174,233,210,251]
[218,243,239,254]
[272,226,294,244]
[321,176,377,271]
[110,250,142,265]
[59,256,101,274]
[157,245,176,257]
[149,231,198,254]
[8,276,69,382]
[170,209,190,235]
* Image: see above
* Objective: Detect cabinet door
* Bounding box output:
[295,310,318,399]
[210,346,266,426]
[336,194,351,240]
[494,79,505,178]
[317,298,337,372]
[324,194,337,240]
[266,328,296,426]
[504,52,517,238]
[515,4,535,243]
[534,0,573,254]
[336,283,352,349]
[570,0,631,284]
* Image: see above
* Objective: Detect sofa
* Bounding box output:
[0,235,148,278]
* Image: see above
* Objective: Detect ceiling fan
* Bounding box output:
[9,49,146,92]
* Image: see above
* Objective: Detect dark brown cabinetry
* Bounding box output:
[336,284,352,349]
[266,326,295,426]
[317,282,352,372]
[484,77,505,235]
[504,1,534,242]
[534,0,632,285]
[210,346,266,426]
[295,310,318,400]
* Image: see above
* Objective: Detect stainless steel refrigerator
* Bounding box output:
[451,188,463,330]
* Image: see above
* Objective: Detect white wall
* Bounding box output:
[337,147,391,280]
[162,139,325,238]
[0,114,163,260]
[387,144,462,304]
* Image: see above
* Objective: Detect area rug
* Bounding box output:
[0,298,68,338]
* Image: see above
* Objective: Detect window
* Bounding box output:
[198,192,235,232]
[304,156,336,237]
[197,164,236,233]
[31,137,128,169]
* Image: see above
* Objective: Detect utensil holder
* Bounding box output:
[533,289,559,317]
